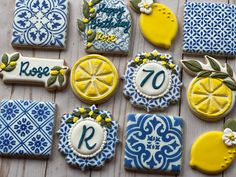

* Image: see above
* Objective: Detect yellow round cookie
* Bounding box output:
[190,131,236,174]
[70,55,119,103]
[187,77,233,121]
[139,3,178,49]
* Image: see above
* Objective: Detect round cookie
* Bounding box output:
[70,54,119,104]
[181,55,236,121]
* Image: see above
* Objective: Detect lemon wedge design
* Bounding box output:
[71,55,118,103]
[188,77,233,121]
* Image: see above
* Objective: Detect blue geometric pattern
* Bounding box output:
[0,100,55,158]
[58,105,119,170]
[183,2,236,56]
[124,114,183,174]
[12,0,68,49]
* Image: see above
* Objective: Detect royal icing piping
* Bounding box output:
[0,53,69,91]
[181,56,236,121]
[123,50,182,111]
[222,128,236,147]
[138,0,153,14]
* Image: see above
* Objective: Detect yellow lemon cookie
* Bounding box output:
[70,55,119,103]
[130,0,178,49]
[181,55,236,121]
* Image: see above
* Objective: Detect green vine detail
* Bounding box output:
[66,107,112,128]
[77,0,102,48]
[130,0,141,13]
[181,55,236,91]
[47,66,67,87]
[0,53,20,72]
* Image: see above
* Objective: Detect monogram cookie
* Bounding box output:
[77,0,132,54]
[130,0,178,49]
[0,53,69,91]
[58,105,119,170]
[181,56,236,121]
[123,50,182,111]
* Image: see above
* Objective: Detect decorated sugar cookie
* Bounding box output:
[130,0,178,49]
[190,119,236,174]
[77,0,132,54]
[71,54,119,104]
[58,105,119,170]
[181,56,236,121]
[123,50,182,111]
[125,114,183,174]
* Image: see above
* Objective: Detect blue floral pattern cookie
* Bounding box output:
[123,50,182,112]
[124,114,183,174]
[0,99,55,157]
[12,0,69,49]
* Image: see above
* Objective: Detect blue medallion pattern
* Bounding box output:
[58,105,119,170]
[124,114,183,174]
[12,0,68,49]
[123,52,182,112]
[0,100,55,157]
[183,2,236,56]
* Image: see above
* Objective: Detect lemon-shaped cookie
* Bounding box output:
[188,77,234,121]
[139,3,178,49]
[190,131,236,174]
[71,55,119,103]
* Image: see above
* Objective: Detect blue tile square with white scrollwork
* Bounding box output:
[124,114,183,174]
[183,2,236,56]
[0,99,55,158]
[11,0,69,49]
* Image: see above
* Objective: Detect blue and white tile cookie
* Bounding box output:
[58,105,119,170]
[184,2,236,56]
[12,0,69,49]
[0,99,55,158]
[123,50,182,112]
[77,0,132,54]
[124,114,183,174]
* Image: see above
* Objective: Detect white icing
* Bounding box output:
[134,61,171,98]
[68,118,107,158]
[138,0,153,14]
[222,128,236,146]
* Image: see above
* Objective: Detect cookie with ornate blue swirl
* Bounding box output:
[58,105,119,170]
[124,113,183,174]
[123,50,182,112]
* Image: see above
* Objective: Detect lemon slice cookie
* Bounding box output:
[181,56,236,121]
[71,54,119,104]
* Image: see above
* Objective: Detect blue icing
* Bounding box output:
[12,0,68,49]
[124,114,183,174]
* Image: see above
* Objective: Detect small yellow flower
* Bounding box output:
[87,29,93,35]
[88,2,93,7]
[152,50,158,57]
[96,115,103,122]
[0,63,6,69]
[50,70,59,75]
[105,118,111,123]
[87,42,93,48]
[73,117,79,123]
[145,52,150,58]
[89,111,94,116]
[161,61,167,65]
[160,55,165,60]
[79,108,85,113]
[83,18,89,23]
[89,8,95,13]
[143,59,147,63]
[134,57,139,62]
[10,61,17,67]
[169,63,175,69]
[59,69,65,75]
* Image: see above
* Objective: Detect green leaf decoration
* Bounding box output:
[90,11,97,19]
[51,66,62,71]
[47,76,57,87]
[223,80,236,91]
[87,31,96,42]
[10,53,20,62]
[58,74,65,86]
[211,73,229,79]
[66,118,74,124]
[130,0,141,13]
[2,53,8,65]
[197,71,212,78]
[223,119,236,132]
[206,56,221,71]
[4,66,15,72]
[92,0,102,6]
[83,0,90,19]
[107,123,112,129]
[226,63,234,77]
[182,60,203,73]
[73,112,81,117]
[77,19,86,32]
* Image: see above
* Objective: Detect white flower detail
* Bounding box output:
[222,128,236,146]
[138,0,154,14]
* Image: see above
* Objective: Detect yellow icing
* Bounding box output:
[71,55,118,103]
[190,131,236,174]
[139,3,178,49]
[188,77,232,120]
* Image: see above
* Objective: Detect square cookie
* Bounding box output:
[0,99,55,158]
[11,0,69,49]
[124,114,183,174]
[183,2,236,56]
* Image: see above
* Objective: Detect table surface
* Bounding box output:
[1,0,236,177]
